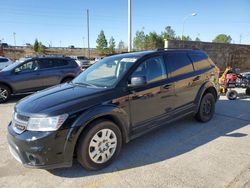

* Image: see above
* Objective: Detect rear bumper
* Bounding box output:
[7,123,77,169]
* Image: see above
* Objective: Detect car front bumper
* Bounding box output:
[7,123,78,169]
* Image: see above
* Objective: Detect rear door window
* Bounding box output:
[189,53,211,71]
[166,53,194,77]
[39,59,55,69]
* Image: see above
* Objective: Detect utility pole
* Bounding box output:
[128,0,132,52]
[87,9,90,59]
[13,32,16,47]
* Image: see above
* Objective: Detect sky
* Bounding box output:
[1,0,250,48]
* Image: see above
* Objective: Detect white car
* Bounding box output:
[0,57,12,70]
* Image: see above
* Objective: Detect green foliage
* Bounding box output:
[133,30,146,50]
[108,36,116,54]
[96,30,108,55]
[34,39,39,52]
[118,40,125,51]
[195,37,201,41]
[212,34,232,43]
[144,32,164,50]
[162,26,176,40]
[33,39,45,54]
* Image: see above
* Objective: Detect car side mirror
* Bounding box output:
[129,76,147,87]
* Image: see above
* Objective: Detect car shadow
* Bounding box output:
[49,99,250,178]
[4,94,29,104]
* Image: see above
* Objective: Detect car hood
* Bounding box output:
[0,70,11,76]
[15,83,111,116]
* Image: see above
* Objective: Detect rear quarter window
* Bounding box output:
[166,53,194,77]
[189,53,211,71]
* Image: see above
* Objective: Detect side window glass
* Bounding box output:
[39,59,55,69]
[166,53,194,77]
[16,60,39,72]
[189,53,211,71]
[132,56,167,83]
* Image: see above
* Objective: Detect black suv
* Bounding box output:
[7,49,219,170]
[0,56,81,103]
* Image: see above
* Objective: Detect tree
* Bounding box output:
[133,30,146,50]
[34,39,39,52]
[212,34,232,43]
[195,37,201,41]
[96,30,108,55]
[108,36,116,54]
[162,26,176,40]
[177,35,192,41]
[33,39,45,53]
[118,40,125,52]
[144,32,164,50]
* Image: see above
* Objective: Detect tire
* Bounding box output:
[246,87,250,96]
[226,90,238,100]
[61,77,73,83]
[0,84,11,103]
[77,120,122,170]
[195,93,215,122]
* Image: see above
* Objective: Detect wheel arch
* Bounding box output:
[0,81,13,93]
[194,81,219,113]
[63,105,130,161]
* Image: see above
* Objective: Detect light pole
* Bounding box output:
[13,32,16,47]
[182,12,197,40]
[128,0,132,52]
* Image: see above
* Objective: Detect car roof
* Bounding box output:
[109,49,206,59]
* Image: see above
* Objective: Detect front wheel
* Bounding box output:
[0,84,11,103]
[226,90,238,100]
[195,93,215,122]
[77,120,122,170]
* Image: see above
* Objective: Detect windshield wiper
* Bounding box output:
[73,82,99,88]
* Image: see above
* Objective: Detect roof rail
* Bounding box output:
[157,47,200,51]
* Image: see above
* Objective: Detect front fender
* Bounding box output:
[62,105,130,162]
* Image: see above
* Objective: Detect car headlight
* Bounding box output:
[27,114,68,131]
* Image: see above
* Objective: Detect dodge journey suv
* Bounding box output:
[0,56,81,103]
[7,49,219,170]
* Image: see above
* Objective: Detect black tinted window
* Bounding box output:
[166,53,193,77]
[189,53,211,71]
[132,56,167,83]
[53,59,69,67]
[0,58,8,63]
[38,59,55,69]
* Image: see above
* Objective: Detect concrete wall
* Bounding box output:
[165,40,250,71]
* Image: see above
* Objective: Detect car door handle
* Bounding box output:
[193,76,200,81]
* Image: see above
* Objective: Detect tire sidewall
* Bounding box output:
[0,85,11,103]
[77,120,122,170]
[198,93,215,122]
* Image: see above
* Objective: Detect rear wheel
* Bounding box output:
[195,93,215,122]
[77,120,122,170]
[0,84,11,103]
[226,90,238,100]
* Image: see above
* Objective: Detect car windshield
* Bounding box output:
[1,61,22,71]
[72,55,139,88]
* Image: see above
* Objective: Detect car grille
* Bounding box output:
[11,113,29,134]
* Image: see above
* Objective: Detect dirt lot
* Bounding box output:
[0,91,250,188]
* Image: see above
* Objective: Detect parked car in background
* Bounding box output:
[7,49,219,170]
[94,56,104,63]
[0,56,81,103]
[71,56,91,69]
[0,57,12,70]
